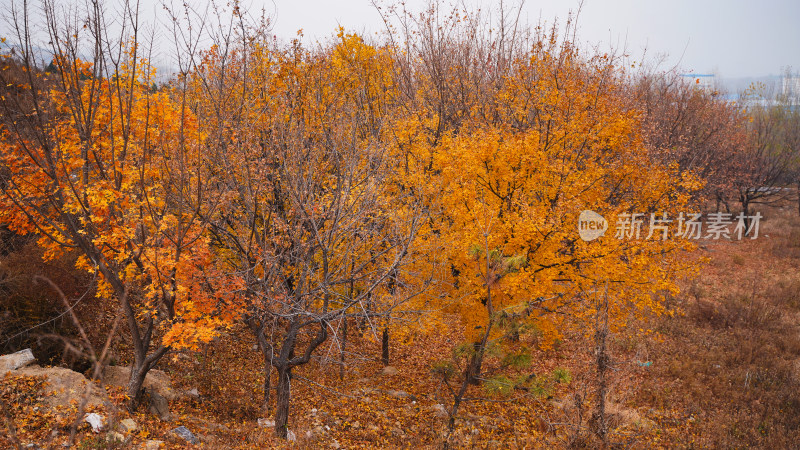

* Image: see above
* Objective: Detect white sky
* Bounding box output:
[264,0,800,78]
[2,0,799,78]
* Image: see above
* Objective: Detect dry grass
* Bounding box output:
[6,199,800,449]
[629,199,800,448]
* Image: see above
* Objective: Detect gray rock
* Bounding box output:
[388,390,417,401]
[0,349,36,374]
[142,439,164,449]
[148,390,170,421]
[432,403,449,419]
[103,366,177,401]
[169,426,199,445]
[119,418,138,433]
[106,431,126,443]
[381,366,398,376]
[257,418,275,428]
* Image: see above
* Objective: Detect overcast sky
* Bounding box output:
[263,0,800,78]
[3,0,799,79]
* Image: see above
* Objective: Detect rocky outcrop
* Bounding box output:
[147,390,171,421]
[101,366,178,400]
[13,364,105,407]
[0,348,36,374]
[169,425,200,445]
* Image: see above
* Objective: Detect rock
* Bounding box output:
[367,424,380,432]
[16,365,105,408]
[142,439,164,449]
[84,413,104,433]
[380,366,398,376]
[102,366,177,401]
[287,430,296,442]
[0,349,36,374]
[186,388,200,398]
[390,427,404,437]
[351,421,361,429]
[169,426,199,445]
[432,404,449,419]
[387,390,417,401]
[106,431,126,443]
[330,439,341,449]
[313,426,325,436]
[119,418,138,433]
[257,418,275,428]
[148,390,170,421]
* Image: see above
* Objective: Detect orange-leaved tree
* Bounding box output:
[0,2,240,409]
[185,26,423,438]
[384,8,701,432]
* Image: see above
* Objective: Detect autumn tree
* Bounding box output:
[182,21,423,437]
[376,5,700,439]
[0,0,239,409]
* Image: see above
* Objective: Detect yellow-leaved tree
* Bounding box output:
[0,3,241,409]
[183,23,424,438]
[381,6,701,432]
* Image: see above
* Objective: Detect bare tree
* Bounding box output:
[736,84,800,222]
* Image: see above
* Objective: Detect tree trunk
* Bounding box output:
[467,342,484,385]
[262,360,271,414]
[381,327,390,366]
[274,365,291,439]
[593,284,611,447]
[246,316,274,414]
[797,181,799,216]
[742,195,752,231]
[126,363,148,411]
[339,318,347,381]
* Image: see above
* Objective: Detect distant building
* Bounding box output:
[679,73,717,92]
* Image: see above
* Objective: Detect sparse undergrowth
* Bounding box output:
[3,201,800,448]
